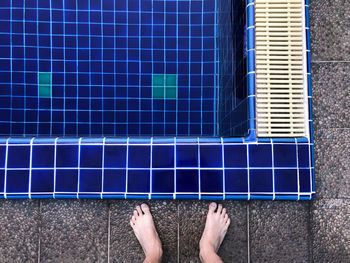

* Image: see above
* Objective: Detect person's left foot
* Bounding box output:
[130,203,162,262]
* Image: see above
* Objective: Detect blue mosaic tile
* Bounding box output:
[176,145,198,167]
[224,145,247,168]
[200,170,223,193]
[103,169,126,193]
[127,170,150,193]
[128,146,150,168]
[225,169,248,192]
[176,169,199,193]
[152,170,174,193]
[275,169,298,193]
[152,146,174,168]
[250,169,273,193]
[31,169,54,193]
[249,145,272,167]
[55,169,78,193]
[273,144,297,168]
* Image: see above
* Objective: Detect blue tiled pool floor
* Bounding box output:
[0,0,218,137]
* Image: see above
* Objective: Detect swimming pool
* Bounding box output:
[0,0,314,200]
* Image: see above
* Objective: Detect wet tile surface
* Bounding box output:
[40,200,109,263]
[311,62,350,129]
[309,0,350,61]
[314,129,350,198]
[179,200,248,263]
[110,200,178,263]
[0,200,39,263]
[249,201,310,263]
[311,199,350,263]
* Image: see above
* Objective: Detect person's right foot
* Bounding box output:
[130,203,162,262]
[199,202,231,257]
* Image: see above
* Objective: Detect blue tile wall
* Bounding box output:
[0,137,314,200]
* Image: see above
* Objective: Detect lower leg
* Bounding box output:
[199,202,231,263]
[130,203,163,263]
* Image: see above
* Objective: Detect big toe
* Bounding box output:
[141,203,151,215]
[208,202,217,214]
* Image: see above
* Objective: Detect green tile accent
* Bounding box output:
[39,85,51,98]
[39,72,51,85]
[152,74,177,99]
[38,72,52,98]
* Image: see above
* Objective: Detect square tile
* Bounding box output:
[275,169,298,192]
[31,169,54,192]
[152,146,174,168]
[104,145,127,168]
[176,169,199,193]
[56,145,79,167]
[249,145,272,167]
[38,72,51,84]
[200,170,223,193]
[200,145,222,168]
[165,86,177,99]
[32,146,55,168]
[298,145,310,168]
[0,170,4,192]
[7,146,30,168]
[273,144,297,168]
[79,170,102,192]
[299,169,311,193]
[224,145,247,168]
[0,146,5,168]
[250,169,273,193]
[39,84,51,98]
[128,146,150,168]
[103,169,126,192]
[6,170,29,193]
[176,145,198,167]
[55,169,78,192]
[152,170,174,193]
[40,200,108,262]
[80,145,103,168]
[127,170,150,193]
[225,169,248,192]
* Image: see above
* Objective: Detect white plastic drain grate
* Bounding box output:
[255,0,308,137]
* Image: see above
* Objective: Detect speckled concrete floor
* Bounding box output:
[0,1,349,262]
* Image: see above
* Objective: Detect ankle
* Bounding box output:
[145,247,163,263]
[199,245,216,262]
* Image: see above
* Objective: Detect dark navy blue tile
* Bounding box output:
[273,144,297,167]
[0,170,3,192]
[224,145,247,167]
[104,146,127,168]
[275,169,298,192]
[200,145,222,168]
[31,169,54,192]
[56,145,79,167]
[128,146,150,168]
[79,170,102,192]
[152,170,174,193]
[176,169,199,192]
[299,169,311,193]
[200,170,223,193]
[298,145,310,168]
[176,145,198,167]
[127,170,150,192]
[32,146,55,168]
[80,145,103,168]
[6,170,29,193]
[152,146,174,168]
[250,169,273,192]
[55,169,78,192]
[103,169,126,192]
[225,169,248,192]
[7,146,30,168]
[249,145,272,167]
[0,146,5,168]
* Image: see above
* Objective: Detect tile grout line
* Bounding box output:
[37,200,42,263]
[177,201,180,263]
[247,203,250,263]
[107,202,111,263]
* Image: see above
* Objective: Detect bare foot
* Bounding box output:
[199,202,231,263]
[130,203,162,263]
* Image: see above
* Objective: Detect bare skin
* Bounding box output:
[130,202,230,263]
[130,204,163,263]
[199,202,231,263]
